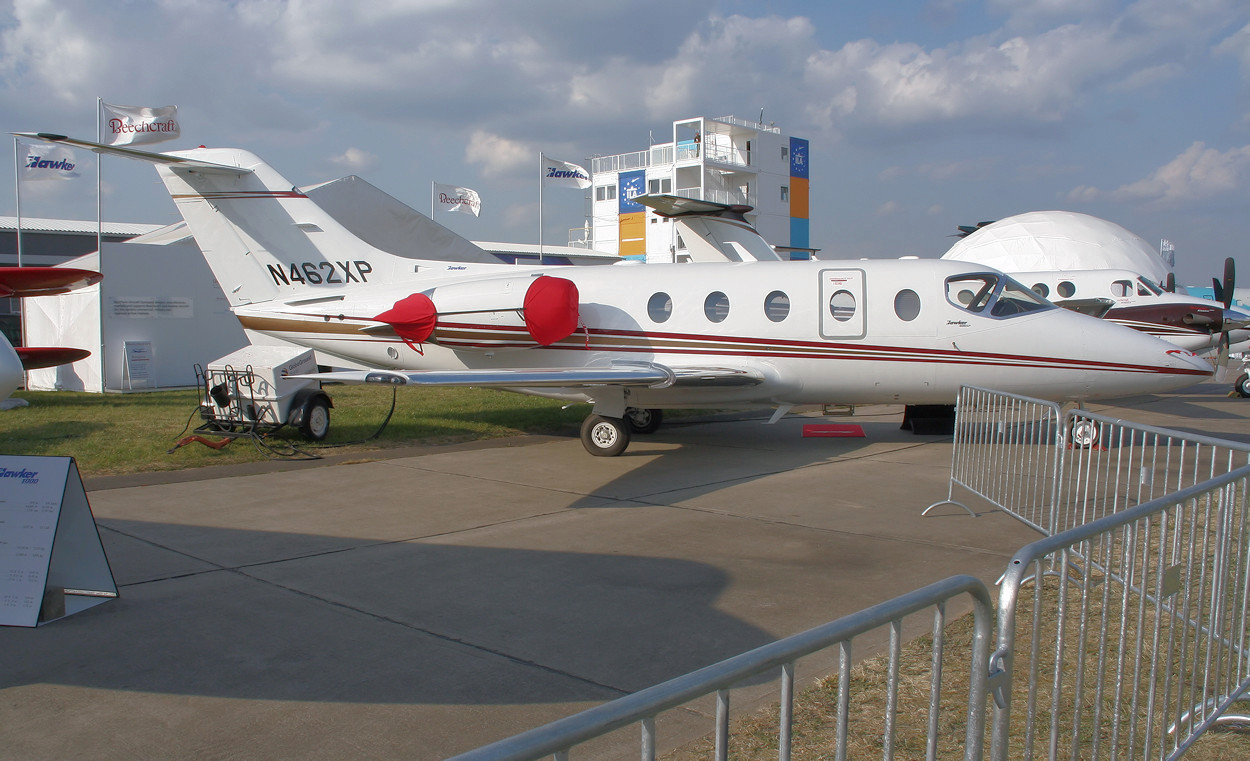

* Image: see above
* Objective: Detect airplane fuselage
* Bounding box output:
[234,258,1210,409]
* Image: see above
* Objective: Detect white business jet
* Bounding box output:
[18,134,1211,455]
[1,266,100,409]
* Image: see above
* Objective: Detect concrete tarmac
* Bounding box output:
[2,383,1247,760]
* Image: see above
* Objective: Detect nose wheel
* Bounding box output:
[581,414,630,456]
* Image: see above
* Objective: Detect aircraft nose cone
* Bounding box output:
[1223,308,1250,331]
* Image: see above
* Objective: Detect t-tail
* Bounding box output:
[13,134,455,308]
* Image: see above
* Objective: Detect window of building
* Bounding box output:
[894,289,921,321]
[780,186,789,202]
[595,184,616,202]
[704,291,730,323]
[648,292,672,323]
[764,291,790,322]
[647,178,672,194]
[781,145,789,161]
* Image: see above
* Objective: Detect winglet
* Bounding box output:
[13,132,252,176]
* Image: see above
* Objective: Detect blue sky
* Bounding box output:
[2,0,1249,283]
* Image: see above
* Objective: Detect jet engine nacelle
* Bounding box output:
[375,275,580,351]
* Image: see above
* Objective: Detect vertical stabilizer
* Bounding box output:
[153,148,408,306]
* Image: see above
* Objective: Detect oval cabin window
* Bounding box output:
[829,290,856,322]
[764,291,790,322]
[704,292,730,323]
[648,292,672,323]
[894,289,921,321]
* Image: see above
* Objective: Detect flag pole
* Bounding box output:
[96,98,106,394]
[430,180,434,218]
[96,98,102,257]
[538,152,544,264]
[13,137,22,267]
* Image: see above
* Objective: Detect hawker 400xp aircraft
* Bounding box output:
[21,134,1212,455]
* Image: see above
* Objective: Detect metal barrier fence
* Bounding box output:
[926,387,1250,538]
[1054,408,1250,536]
[990,464,1250,760]
[924,386,1065,533]
[446,575,995,761]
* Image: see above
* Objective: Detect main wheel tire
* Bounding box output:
[1236,373,1250,399]
[625,407,663,434]
[300,398,331,441]
[580,414,630,456]
[1069,418,1101,449]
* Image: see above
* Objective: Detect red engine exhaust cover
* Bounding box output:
[523,276,579,345]
[375,293,438,344]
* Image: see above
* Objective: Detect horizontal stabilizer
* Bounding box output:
[13,133,252,176]
[634,193,752,219]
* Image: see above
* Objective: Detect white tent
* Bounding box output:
[24,242,246,391]
[942,211,1171,283]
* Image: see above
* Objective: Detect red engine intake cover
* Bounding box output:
[375,293,437,344]
[523,276,579,345]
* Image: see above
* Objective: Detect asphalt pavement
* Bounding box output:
[2,383,1247,760]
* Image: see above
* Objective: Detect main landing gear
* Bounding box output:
[579,407,664,456]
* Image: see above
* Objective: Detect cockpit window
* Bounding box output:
[1136,277,1163,296]
[945,273,1053,318]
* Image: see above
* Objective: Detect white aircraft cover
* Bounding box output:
[942,211,1171,283]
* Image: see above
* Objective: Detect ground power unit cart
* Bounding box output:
[193,346,333,442]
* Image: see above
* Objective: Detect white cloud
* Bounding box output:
[328,147,378,173]
[464,130,531,177]
[876,200,900,216]
[1067,142,1250,206]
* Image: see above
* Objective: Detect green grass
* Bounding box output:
[0,385,591,477]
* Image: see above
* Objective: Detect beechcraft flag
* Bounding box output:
[20,140,82,181]
[100,102,180,146]
[541,154,591,189]
[434,182,482,216]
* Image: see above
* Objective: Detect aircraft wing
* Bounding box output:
[15,346,91,370]
[0,267,102,297]
[293,363,764,389]
[1054,297,1115,319]
[13,133,252,176]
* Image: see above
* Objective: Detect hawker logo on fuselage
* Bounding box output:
[268,260,373,287]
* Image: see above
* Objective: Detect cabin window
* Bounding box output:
[990,278,1051,317]
[1032,283,1049,298]
[1111,280,1132,297]
[945,273,1051,318]
[764,291,790,322]
[894,289,921,321]
[1057,281,1076,298]
[648,292,672,323]
[828,290,856,322]
[705,291,730,323]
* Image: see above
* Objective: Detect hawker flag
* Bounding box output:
[100,102,180,146]
[434,182,482,216]
[20,139,83,181]
[541,154,591,189]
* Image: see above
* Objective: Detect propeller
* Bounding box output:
[1212,257,1238,368]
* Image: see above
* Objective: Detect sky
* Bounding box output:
[2,0,1249,284]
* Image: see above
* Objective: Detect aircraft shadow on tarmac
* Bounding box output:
[0,519,777,706]
[565,413,936,510]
